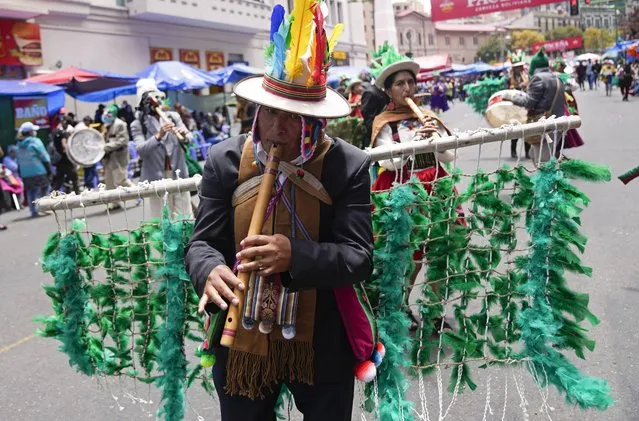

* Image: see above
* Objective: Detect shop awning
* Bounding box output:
[136,61,219,91]
[208,63,263,85]
[0,80,65,114]
[413,54,453,72]
[25,67,138,96]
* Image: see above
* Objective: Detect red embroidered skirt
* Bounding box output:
[371,165,466,262]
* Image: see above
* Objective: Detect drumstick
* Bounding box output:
[220,144,282,348]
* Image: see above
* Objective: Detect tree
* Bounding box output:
[511,30,545,51]
[583,27,614,51]
[475,35,503,63]
[545,26,584,41]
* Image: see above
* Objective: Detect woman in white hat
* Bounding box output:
[130,78,193,218]
[369,46,463,328]
[186,1,376,418]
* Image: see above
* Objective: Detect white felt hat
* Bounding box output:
[374,60,421,89]
[136,78,160,104]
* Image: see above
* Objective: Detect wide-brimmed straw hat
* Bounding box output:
[233,2,350,119]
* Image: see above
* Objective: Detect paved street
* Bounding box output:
[1,88,638,420]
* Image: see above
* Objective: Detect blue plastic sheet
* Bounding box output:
[0,80,65,115]
[208,63,263,85]
[135,61,218,91]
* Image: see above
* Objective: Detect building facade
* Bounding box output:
[0,0,367,77]
[394,10,495,63]
[580,5,618,34]
[363,1,376,61]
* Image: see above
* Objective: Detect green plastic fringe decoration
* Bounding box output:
[365,159,612,417]
[39,158,614,420]
[367,181,420,420]
[156,207,190,421]
[464,77,506,115]
[40,223,95,376]
[517,158,614,410]
[37,209,213,421]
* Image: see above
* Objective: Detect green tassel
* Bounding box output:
[517,159,614,410]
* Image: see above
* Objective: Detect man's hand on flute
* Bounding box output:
[198,266,244,313]
[236,234,292,278]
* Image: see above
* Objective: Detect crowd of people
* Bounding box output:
[0,79,248,230]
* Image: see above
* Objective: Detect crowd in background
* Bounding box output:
[0,94,252,229]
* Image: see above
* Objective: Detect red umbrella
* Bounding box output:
[26,67,99,84]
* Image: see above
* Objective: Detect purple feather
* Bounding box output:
[270,5,285,42]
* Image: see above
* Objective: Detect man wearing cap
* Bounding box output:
[101,104,132,208]
[131,78,192,218]
[185,2,374,419]
[15,122,51,217]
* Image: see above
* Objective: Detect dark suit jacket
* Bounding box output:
[185,134,374,382]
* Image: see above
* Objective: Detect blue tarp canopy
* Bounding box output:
[452,61,504,76]
[0,80,65,115]
[73,84,137,103]
[74,61,220,102]
[136,60,219,91]
[208,63,263,85]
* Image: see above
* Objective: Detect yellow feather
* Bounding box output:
[285,0,317,81]
[328,23,344,53]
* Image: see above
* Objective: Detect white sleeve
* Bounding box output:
[412,123,456,164]
[375,124,409,171]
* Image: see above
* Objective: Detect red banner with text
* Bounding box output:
[13,96,49,129]
[432,0,565,22]
[532,36,583,53]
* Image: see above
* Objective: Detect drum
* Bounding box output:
[67,128,105,168]
[485,90,527,128]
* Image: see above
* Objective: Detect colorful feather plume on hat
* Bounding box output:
[369,43,410,80]
[264,0,343,86]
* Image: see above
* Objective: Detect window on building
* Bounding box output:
[428,33,434,45]
[445,36,450,46]
[538,18,542,29]
[595,17,601,28]
[473,36,479,46]
[287,0,293,13]
[418,32,422,45]
[337,1,343,23]
[604,18,610,28]
[586,17,592,26]
[545,18,549,32]
[404,5,408,10]
[228,53,244,64]
[459,36,465,46]
[400,32,404,46]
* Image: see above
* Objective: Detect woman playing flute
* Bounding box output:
[369,47,463,328]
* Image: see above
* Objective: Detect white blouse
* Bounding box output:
[374,120,455,171]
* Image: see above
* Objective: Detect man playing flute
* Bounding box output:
[185,1,376,420]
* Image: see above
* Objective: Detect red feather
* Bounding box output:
[311,5,326,85]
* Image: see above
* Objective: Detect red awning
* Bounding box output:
[413,54,453,72]
[26,66,99,84]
